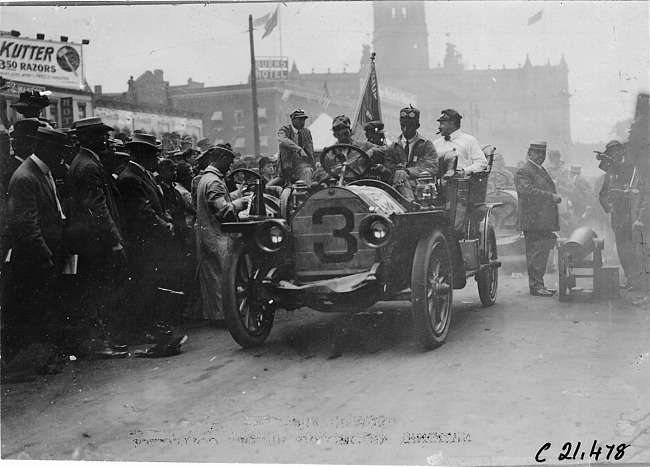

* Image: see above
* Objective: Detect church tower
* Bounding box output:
[372,1,430,79]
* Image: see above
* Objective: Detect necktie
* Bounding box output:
[405,140,410,158]
[444,135,451,141]
[298,129,304,148]
[46,171,66,220]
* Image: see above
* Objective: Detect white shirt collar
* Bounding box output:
[30,154,50,175]
[528,158,544,171]
[447,129,462,140]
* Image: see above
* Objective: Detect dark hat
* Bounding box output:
[400,105,421,123]
[258,156,273,169]
[332,115,351,130]
[290,109,308,119]
[31,127,68,146]
[168,150,185,160]
[605,140,623,152]
[108,137,125,148]
[125,133,158,150]
[72,116,113,133]
[10,91,50,112]
[182,136,193,142]
[528,140,547,153]
[10,119,44,138]
[436,109,462,124]
[364,120,386,134]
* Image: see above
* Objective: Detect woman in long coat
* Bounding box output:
[195,147,247,319]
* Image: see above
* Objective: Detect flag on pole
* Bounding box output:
[253,12,270,26]
[351,55,382,141]
[527,9,543,25]
[320,82,332,112]
[262,6,279,39]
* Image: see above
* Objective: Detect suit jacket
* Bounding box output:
[385,135,438,178]
[7,157,64,268]
[277,124,315,178]
[117,162,170,243]
[67,147,124,255]
[515,160,560,232]
[599,162,635,231]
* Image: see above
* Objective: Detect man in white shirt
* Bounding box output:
[434,109,487,176]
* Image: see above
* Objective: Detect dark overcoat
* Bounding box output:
[66,147,123,255]
[514,160,560,232]
[7,157,65,268]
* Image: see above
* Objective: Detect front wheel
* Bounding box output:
[477,225,498,307]
[223,242,274,348]
[411,229,454,350]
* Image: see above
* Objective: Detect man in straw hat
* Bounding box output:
[4,127,69,358]
[195,144,249,320]
[515,140,562,297]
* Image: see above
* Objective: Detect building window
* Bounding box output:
[234,110,245,128]
[211,110,223,121]
[260,135,268,147]
[402,7,407,18]
[258,107,267,128]
[391,7,395,19]
[77,102,87,119]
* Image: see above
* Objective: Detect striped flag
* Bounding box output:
[320,82,332,112]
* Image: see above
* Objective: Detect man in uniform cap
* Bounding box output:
[434,109,487,176]
[515,140,562,297]
[276,109,315,184]
[4,127,69,358]
[117,133,175,342]
[197,138,210,153]
[195,144,249,320]
[598,139,636,288]
[66,117,127,356]
[385,106,438,201]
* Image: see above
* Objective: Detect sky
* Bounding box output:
[1,0,648,144]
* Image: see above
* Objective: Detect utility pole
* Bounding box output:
[249,14,260,156]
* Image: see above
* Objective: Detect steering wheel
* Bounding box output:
[226,168,262,186]
[320,144,372,184]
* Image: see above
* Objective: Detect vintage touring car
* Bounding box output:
[221,144,501,350]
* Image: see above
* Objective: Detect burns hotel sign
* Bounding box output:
[256,57,288,81]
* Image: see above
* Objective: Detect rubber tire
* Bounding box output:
[411,229,454,350]
[223,242,274,348]
[477,225,498,307]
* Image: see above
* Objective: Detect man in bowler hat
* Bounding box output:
[67,117,127,356]
[515,141,562,296]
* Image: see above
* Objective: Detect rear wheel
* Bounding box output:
[223,242,274,348]
[477,225,498,307]
[411,230,453,350]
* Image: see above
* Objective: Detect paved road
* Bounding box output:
[2,275,649,465]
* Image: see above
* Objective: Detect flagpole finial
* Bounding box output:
[371,52,376,62]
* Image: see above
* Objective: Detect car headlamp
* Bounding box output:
[359,214,393,248]
[255,219,289,253]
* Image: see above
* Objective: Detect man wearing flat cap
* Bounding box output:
[4,127,68,357]
[598,139,637,288]
[385,106,438,201]
[277,109,315,184]
[117,133,174,341]
[66,117,126,354]
[515,141,562,297]
[434,109,487,176]
[197,138,211,153]
[195,145,249,320]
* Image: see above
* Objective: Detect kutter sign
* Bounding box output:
[0,37,84,90]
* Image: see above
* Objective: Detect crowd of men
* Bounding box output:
[1,89,647,377]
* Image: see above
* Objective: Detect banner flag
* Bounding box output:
[253,12,270,26]
[351,56,382,142]
[262,6,279,39]
[527,9,543,25]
